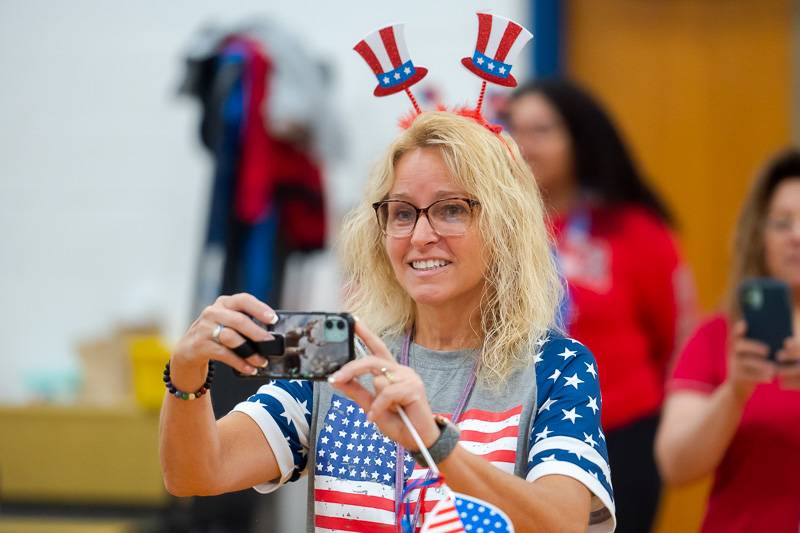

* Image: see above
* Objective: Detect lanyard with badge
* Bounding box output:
[392,329,480,532]
[554,207,592,328]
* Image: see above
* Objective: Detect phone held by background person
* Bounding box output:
[738,278,794,363]
[233,311,355,380]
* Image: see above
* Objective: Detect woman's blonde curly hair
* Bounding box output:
[339,111,562,385]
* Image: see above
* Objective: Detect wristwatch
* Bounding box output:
[409,415,461,466]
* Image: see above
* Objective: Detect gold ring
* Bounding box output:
[380,366,396,383]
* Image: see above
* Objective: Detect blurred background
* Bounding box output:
[0,0,796,532]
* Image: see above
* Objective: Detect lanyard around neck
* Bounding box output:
[393,328,480,530]
[564,206,591,244]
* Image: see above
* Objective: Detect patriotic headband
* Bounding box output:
[353,13,533,129]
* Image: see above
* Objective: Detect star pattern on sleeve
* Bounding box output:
[529,333,614,506]
[245,379,314,482]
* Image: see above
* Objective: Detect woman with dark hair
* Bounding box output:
[506,78,695,532]
[655,149,800,532]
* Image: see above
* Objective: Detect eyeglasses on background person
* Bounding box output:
[764,214,800,234]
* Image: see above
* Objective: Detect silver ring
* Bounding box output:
[211,323,225,344]
[379,366,396,384]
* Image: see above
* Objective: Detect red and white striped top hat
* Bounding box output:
[354,23,428,97]
[461,12,533,87]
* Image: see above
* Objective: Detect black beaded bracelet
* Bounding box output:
[163,361,215,400]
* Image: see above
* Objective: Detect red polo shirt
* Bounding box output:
[669,315,800,532]
[552,204,695,430]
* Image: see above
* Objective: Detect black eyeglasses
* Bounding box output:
[372,197,481,237]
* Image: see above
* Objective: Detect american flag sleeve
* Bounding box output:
[527,336,615,531]
[232,379,313,492]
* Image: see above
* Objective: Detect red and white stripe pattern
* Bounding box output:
[462,12,533,86]
[354,24,411,76]
[314,476,444,532]
[473,13,531,66]
[353,23,428,96]
[413,406,522,480]
[420,494,465,533]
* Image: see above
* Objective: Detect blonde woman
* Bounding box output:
[160,112,615,532]
[655,149,800,531]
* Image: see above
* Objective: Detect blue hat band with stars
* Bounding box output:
[376,60,417,89]
[471,50,512,79]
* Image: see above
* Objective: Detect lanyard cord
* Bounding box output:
[393,327,480,531]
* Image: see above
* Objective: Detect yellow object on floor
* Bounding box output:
[129,335,171,410]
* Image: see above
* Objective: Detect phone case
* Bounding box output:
[235,311,355,380]
[738,278,794,361]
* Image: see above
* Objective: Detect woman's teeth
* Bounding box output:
[411,259,449,271]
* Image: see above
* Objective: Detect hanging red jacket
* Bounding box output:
[233,36,326,251]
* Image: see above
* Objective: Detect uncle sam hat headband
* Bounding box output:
[354,12,533,129]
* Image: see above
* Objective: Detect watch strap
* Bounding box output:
[409,415,461,466]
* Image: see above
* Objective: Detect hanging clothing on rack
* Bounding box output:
[179,19,342,313]
[177,17,345,533]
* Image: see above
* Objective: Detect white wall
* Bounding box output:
[0,0,527,403]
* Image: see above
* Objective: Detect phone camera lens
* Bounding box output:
[325,320,333,329]
[336,321,345,330]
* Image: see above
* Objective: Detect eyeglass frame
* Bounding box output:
[764,215,800,235]
[371,197,481,237]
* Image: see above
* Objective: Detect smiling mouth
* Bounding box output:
[410,259,451,271]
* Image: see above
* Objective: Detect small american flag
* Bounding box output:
[420,491,513,533]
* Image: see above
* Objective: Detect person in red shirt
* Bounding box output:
[656,149,800,532]
[506,78,696,533]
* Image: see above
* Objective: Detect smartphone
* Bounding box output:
[235,311,355,380]
[738,278,794,362]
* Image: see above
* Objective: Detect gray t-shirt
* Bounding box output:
[233,331,615,531]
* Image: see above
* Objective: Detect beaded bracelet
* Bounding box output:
[163,361,215,400]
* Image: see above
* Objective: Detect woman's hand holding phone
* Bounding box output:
[328,322,441,452]
[170,293,276,392]
[724,321,776,404]
[776,337,800,389]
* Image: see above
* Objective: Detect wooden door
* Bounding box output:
[566,1,792,530]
